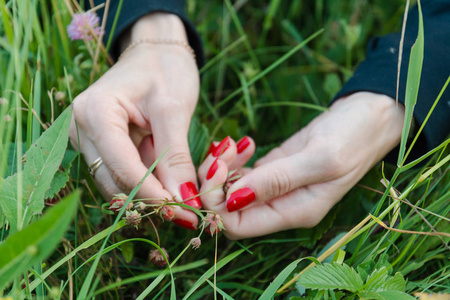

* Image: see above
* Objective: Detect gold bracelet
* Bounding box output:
[119,38,196,60]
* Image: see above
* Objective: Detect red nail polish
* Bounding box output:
[173,218,197,230]
[236,136,250,154]
[212,137,230,157]
[226,187,256,212]
[179,182,202,209]
[206,158,219,180]
[207,143,216,156]
[150,135,154,147]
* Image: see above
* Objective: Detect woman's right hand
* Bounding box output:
[70,13,201,229]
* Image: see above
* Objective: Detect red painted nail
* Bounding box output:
[172,218,197,230]
[226,187,256,212]
[179,182,202,209]
[212,137,230,157]
[236,136,250,154]
[206,158,219,180]
[207,143,216,156]
[150,135,154,147]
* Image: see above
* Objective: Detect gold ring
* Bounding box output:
[88,157,103,178]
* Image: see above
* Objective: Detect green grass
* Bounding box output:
[0,0,449,299]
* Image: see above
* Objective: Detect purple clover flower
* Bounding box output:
[67,12,103,41]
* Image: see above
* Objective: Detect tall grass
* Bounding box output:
[0,0,448,299]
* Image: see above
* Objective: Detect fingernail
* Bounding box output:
[207,143,216,156]
[206,158,219,180]
[226,187,256,212]
[179,182,202,209]
[150,135,154,147]
[172,218,197,230]
[212,137,230,157]
[236,136,250,154]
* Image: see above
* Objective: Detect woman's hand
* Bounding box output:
[199,92,405,239]
[70,13,200,228]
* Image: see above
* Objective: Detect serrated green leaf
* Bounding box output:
[359,290,416,300]
[375,254,392,275]
[298,262,363,293]
[0,107,72,231]
[44,171,69,199]
[357,260,375,283]
[365,267,389,292]
[381,273,406,292]
[0,190,80,289]
[62,149,78,170]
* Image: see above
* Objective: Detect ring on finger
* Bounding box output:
[88,157,104,178]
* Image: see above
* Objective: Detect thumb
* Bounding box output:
[151,108,201,210]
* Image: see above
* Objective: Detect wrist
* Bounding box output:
[334,92,405,156]
[120,13,188,52]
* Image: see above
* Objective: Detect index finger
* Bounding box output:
[93,112,173,201]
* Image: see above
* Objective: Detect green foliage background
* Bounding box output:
[0,0,448,299]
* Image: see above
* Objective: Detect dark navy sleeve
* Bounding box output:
[92,0,204,68]
[333,0,450,161]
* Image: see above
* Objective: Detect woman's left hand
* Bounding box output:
[198,92,404,239]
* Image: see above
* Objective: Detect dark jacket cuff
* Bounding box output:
[93,0,204,69]
[333,1,450,161]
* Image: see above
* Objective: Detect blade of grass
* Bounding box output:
[32,49,42,143]
[26,220,127,294]
[213,28,324,112]
[400,153,450,199]
[94,259,208,296]
[254,101,328,112]
[401,75,450,168]
[206,279,234,300]
[397,0,423,166]
[62,238,172,294]
[0,0,13,43]
[259,257,318,299]
[257,0,282,48]
[78,147,169,299]
[104,0,124,53]
[400,138,449,172]
[50,0,71,63]
[238,72,255,129]
[200,35,247,74]
[26,82,34,150]
[183,248,247,299]
[135,239,193,300]
[224,0,281,123]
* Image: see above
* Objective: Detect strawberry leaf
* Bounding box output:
[298,262,363,292]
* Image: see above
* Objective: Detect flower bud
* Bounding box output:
[202,213,225,236]
[149,248,169,268]
[124,210,141,229]
[135,201,147,212]
[159,205,175,221]
[55,91,66,101]
[189,237,201,250]
[223,170,241,194]
[110,193,133,214]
